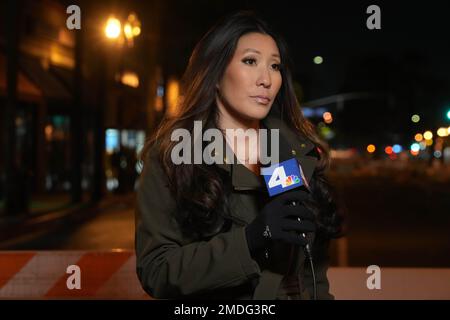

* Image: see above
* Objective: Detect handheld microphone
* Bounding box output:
[261,158,312,251]
[261,157,317,300]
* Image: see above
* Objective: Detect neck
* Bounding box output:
[216,97,261,167]
[216,98,260,131]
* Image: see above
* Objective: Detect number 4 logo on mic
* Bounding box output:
[261,158,309,196]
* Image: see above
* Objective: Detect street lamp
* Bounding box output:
[105,17,121,39]
[123,13,141,47]
[104,13,141,47]
[99,12,142,195]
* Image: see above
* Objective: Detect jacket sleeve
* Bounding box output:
[135,149,261,299]
[303,235,334,300]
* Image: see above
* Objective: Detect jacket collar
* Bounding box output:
[263,116,319,188]
[210,115,319,191]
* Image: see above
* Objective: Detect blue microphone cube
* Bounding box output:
[261,158,307,197]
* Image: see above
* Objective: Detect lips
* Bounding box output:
[250,95,271,105]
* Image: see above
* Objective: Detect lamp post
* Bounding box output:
[104,13,141,46]
[91,13,140,201]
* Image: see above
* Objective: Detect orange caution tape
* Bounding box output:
[0,252,36,288]
[0,251,150,299]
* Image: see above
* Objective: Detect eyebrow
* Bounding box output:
[242,48,280,58]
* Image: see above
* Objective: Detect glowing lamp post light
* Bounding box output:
[123,13,141,47]
[105,17,121,39]
[104,13,141,47]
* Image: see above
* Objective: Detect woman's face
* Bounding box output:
[216,32,282,124]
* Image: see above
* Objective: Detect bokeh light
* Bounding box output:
[385,146,393,155]
[323,112,333,124]
[313,56,323,64]
[105,17,121,39]
[410,143,420,152]
[414,133,423,142]
[419,141,427,150]
[423,131,433,140]
[437,127,449,137]
[392,144,403,153]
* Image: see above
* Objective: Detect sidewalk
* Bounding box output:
[0,192,135,249]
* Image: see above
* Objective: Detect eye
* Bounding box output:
[242,57,257,65]
[271,63,281,71]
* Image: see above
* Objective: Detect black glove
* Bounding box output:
[244,190,316,255]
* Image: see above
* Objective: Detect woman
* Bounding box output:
[135,11,343,300]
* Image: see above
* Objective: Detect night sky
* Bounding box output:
[155,1,449,92]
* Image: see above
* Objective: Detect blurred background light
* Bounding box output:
[132,26,141,36]
[124,23,133,39]
[411,114,420,123]
[166,78,181,117]
[410,143,420,152]
[105,129,120,153]
[316,107,327,117]
[392,144,403,154]
[120,71,139,88]
[424,131,433,140]
[313,56,323,64]
[419,141,427,150]
[323,112,333,124]
[105,17,121,39]
[318,123,335,140]
[302,107,314,118]
[414,133,423,142]
[437,127,449,137]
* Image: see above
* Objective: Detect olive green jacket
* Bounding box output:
[135,116,334,300]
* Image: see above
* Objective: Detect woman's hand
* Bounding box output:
[244,190,316,255]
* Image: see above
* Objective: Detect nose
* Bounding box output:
[257,67,272,89]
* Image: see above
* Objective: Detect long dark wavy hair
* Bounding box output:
[141,11,343,241]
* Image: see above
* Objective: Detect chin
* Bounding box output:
[250,109,271,120]
[241,106,272,121]
[240,112,267,122]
